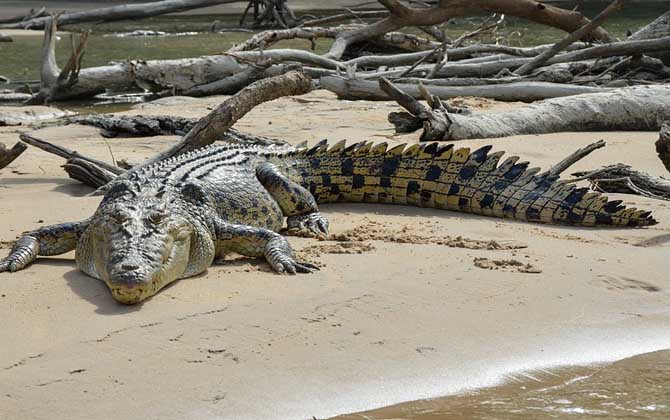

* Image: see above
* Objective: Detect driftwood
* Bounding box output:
[144,70,311,166]
[325,0,615,59]
[0,106,72,126]
[0,142,27,170]
[321,76,608,102]
[381,79,670,141]
[655,121,670,174]
[514,0,624,76]
[0,7,47,25]
[629,9,670,64]
[572,164,670,200]
[0,0,243,30]
[429,37,670,79]
[18,132,123,188]
[15,70,311,188]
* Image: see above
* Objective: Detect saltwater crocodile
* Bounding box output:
[0,140,656,304]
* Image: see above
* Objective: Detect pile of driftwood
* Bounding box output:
[1,0,668,107]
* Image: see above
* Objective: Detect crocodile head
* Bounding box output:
[76,181,215,304]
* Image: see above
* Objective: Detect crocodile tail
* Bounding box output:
[281,140,656,227]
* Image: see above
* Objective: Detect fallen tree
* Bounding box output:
[9,2,670,105]
[381,80,670,141]
[321,77,608,102]
[0,0,244,30]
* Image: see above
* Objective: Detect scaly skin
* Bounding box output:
[0,141,656,304]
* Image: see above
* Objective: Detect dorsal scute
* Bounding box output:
[369,142,388,155]
[402,143,422,157]
[387,144,406,156]
[327,140,347,153]
[353,141,373,156]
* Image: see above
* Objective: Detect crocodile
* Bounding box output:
[0,140,656,304]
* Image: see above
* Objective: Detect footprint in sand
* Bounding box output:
[472,257,542,274]
[597,275,661,292]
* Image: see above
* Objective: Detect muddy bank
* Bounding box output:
[1,91,670,420]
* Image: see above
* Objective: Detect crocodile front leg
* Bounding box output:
[0,220,89,272]
[216,222,318,274]
[256,162,329,237]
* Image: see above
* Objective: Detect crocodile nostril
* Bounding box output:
[121,264,139,271]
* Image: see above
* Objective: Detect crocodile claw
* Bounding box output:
[0,236,39,273]
[265,236,319,275]
[287,212,329,238]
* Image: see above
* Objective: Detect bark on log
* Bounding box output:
[326,0,615,59]
[0,0,244,30]
[321,76,608,102]
[0,142,27,170]
[381,80,670,141]
[142,70,312,166]
[655,121,670,174]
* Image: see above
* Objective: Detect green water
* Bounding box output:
[0,2,664,83]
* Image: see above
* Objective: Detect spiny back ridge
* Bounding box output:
[286,141,656,227]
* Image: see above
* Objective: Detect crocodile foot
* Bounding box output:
[287,212,329,238]
[265,236,319,274]
[0,236,39,273]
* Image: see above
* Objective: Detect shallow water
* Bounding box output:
[333,350,670,419]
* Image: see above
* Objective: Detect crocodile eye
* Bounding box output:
[148,211,166,225]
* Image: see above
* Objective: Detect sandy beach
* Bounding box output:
[1,91,670,419]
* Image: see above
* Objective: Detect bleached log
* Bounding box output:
[572,164,670,200]
[381,80,670,141]
[433,37,670,78]
[0,0,243,30]
[321,76,607,102]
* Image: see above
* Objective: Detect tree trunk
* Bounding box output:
[382,80,670,141]
[0,0,244,30]
[321,76,608,102]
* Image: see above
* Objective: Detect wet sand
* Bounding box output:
[334,350,670,419]
[1,91,670,419]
